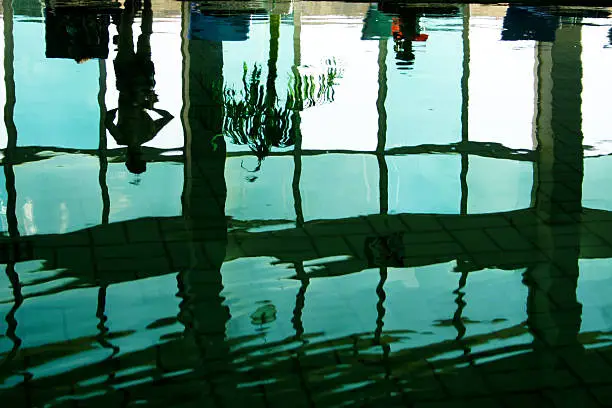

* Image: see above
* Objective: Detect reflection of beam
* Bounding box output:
[6,206,612,303]
[232,142,536,161]
[0,140,539,165]
[13,139,612,165]
[0,146,185,165]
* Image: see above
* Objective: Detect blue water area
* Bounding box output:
[0,1,612,407]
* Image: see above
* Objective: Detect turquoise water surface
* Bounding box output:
[1,2,612,406]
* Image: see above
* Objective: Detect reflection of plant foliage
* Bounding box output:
[223,60,342,171]
[289,58,342,110]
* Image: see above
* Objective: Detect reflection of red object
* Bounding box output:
[413,33,429,42]
[391,17,402,39]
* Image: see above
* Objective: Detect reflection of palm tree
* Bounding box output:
[222,14,342,172]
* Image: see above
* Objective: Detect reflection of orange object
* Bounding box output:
[391,17,402,39]
[413,33,429,42]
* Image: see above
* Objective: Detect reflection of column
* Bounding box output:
[179,1,231,398]
[528,23,583,363]
[181,2,191,214]
[95,285,119,367]
[4,0,18,240]
[460,4,470,215]
[373,38,388,348]
[291,6,303,228]
[96,59,115,378]
[290,5,309,340]
[266,15,280,115]
[454,5,471,348]
[376,39,388,215]
[533,25,583,223]
[98,59,110,225]
[1,0,23,368]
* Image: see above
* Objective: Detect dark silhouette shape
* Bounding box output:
[105,0,173,174]
[392,14,418,65]
[45,5,117,62]
[189,8,251,41]
[501,6,559,42]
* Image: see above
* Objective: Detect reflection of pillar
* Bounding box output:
[376,39,388,215]
[373,37,388,351]
[266,15,280,115]
[179,1,230,398]
[95,58,114,367]
[533,25,583,223]
[454,5,471,347]
[460,5,470,215]
[95,57,115,373]
[291,7,303,228]
[528,24,583,356]
[4,0,18,240]
[1,0,23,369]
[290,6,309,340]
[98,59,110,225]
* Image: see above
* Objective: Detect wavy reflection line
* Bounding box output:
[1,262,23,370]
[374,267,392,380]
[95,285,120,390]
[96,285,120,356]
[376,38,388,215]
[452,270,468,339]
[290,7,309,345]
[460,2,470,214]
[373,267,387,346]
[452,268,472,362]
[292,262,309,340]
[0,140,541,167]
[1,0,23,372]
[98,59,110,225]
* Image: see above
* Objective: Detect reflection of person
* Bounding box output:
[105,0,173,174]
[391,12,427,64]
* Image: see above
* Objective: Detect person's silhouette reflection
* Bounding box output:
[391,11,426,65]
[105,0,173,174]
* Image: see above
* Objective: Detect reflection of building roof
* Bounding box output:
[192,0,290,15]
[45,0,120,12]
[150,0,181,17]
[44,0,182,17]
[298,1,369,18]
[189,11,251,41]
